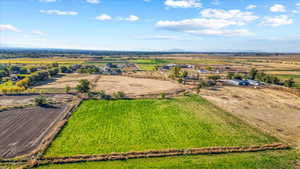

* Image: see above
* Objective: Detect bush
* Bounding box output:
[284,78,295,88]
[177,78,183,84]
[76,80,90,93]
[34,96,47,106]
[208,75,221,81]
[160,92,166,99]
[97,90,111,100]
[65,85,71,94]
[113,91,126,99]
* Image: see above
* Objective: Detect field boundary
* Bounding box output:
[17,143,289,169]
[30,99,83,159]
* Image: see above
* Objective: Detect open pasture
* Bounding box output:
[0,58,85,65]
[201,87,300,148]
[93,75,182,96]
[44,96,276,157]
[0,105,67,158]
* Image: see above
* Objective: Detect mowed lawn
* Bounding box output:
[45,96,277,157]
[37,150,300,169]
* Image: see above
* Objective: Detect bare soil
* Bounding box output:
[35,74,100,89]
[0,94,74,107]
[0,105,67,158]
[200,86,300,148]
[93,76,183,96]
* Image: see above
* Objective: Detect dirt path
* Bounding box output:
[0,106,67,158]
[200,87,300,148]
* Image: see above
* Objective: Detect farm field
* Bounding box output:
[0,105,67,158]
[0,94,73,107]
[200,87,300,148]
[93,75,182,96]
[35,150,300,169]
[0,58,86,65]
[44,96,276,157]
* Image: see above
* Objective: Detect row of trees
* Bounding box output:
[1,67,60,94]
[227,68,296,88]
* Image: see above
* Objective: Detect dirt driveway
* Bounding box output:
[93,76,183,96]
[200,86,300,148]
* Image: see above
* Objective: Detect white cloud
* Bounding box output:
[0,24,21,32]
[86,0,100,4]
[297,3,300,7]
[164,0,202,8]
[32,30,45,35]
[156,18,236,30]
[121,15,139,22]
[39,0,56,2]
[270,4,286,12]
[246,5,256,10]
[95,14,112,21]
[186,29,254,36]
[156,18,253,36]
[200,9,259,25]
[261,15,293,27]
[156,8,258,37]
[40,10,78,15]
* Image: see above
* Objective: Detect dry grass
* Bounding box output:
[200,86,300,148]
[93,76,182,96]
[35,74,100,89]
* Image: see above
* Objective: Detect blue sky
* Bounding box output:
[0,0,300,52]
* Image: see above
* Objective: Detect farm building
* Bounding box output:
[227,79,250,86]
[246,79,262,86]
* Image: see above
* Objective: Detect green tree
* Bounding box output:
[284,78,295,88]
[227,72,234,79]
[233,73,243,80]
[76,79,90,93]
[171,66,181,78]
[34,96,47,107]
[180,71,188,78]
[248,68,258,80]
[65,85,71,94]
[208,75,221,81]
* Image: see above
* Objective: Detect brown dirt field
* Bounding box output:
[264,71,300,75]
[0,94,74,107]
[0,95,33,107]
[200,87,300,148]
[35,74,100,89]
[93,76,183,96]
[125,71,168,80]
[0,105,67,159]
[252,62,300,71]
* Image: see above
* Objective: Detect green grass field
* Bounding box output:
[37,150,299,169]
[45,96,276,157]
